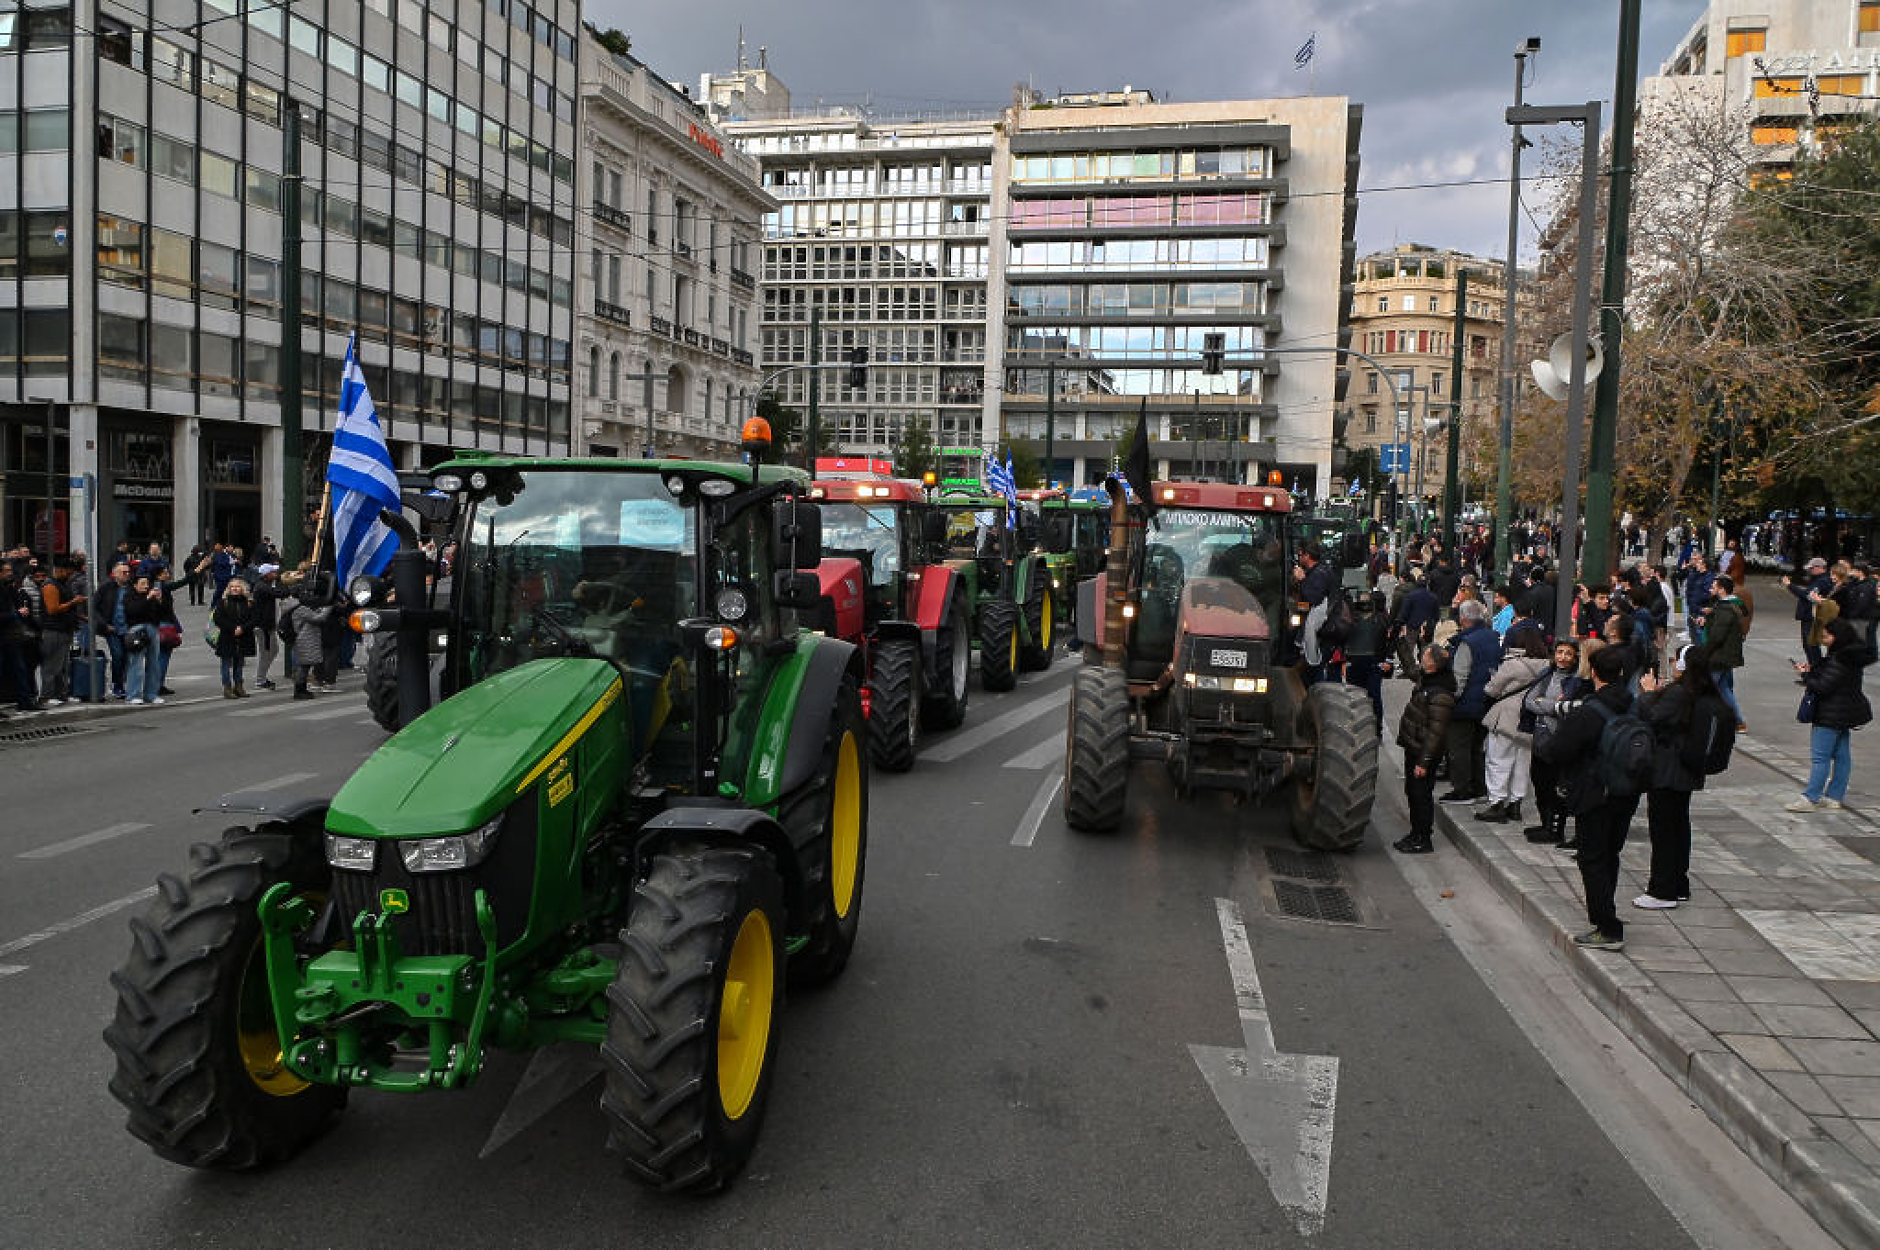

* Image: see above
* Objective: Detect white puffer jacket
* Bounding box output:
[1482,655,1549,743]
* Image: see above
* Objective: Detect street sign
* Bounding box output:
[1378,442,1411,475]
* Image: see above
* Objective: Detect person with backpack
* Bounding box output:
[1439,599,1501,805]
[1393,645,1458,855]
[1535,645,1650,952]
[1788,618,1875,812]
[1523,639,1586,845]
[1695,574,1749,731]
[1634,647,1735,909]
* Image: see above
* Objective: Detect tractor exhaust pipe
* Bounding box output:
[1102,477,1132,669]
[378,508,434,727]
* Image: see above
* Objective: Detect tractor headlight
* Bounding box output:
[1183,673,1226,690]
[348,575,380,606]
[1232,677,1268,694]
[399,815,503,873]
[325,834,377,871]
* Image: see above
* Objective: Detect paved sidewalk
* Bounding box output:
[1385,702,1880,1248]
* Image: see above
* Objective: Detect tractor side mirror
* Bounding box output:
[772,498,823,570]
[773,569,821,610]
[921,511,949,544]
[400,490,456,526]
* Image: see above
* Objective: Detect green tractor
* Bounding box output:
[104,449,868,1191]
[1032,493,1112,643]
[923,491,1056,691]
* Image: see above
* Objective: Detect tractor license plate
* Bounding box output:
[1210,649,1248,668]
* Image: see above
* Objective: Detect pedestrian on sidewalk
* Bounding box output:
[1634,648,1732,908]
[1695,575,1749,731]
[1439,599,1500,804]
[1843,562,1877,647]
[94,562,132,698]
[1,558,41,713]
[1789,618,1875,813]
[35,557,84,705]
[286,592,331,700]
[1476,639,1549,825]
[1393,645,1457,855]
[250,564,286,690]
[1535,645,1642,952]
[122,574,166,705]
[183,541,208,606]
[1785,557,1834,666]
[1522,640,1586,844]
[211,578,257,698]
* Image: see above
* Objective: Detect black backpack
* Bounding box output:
[1318,587,1355,646]
[1591,700,1655,799]
[1681,691,1737,776]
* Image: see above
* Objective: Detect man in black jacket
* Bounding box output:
[1535,646,1638,952]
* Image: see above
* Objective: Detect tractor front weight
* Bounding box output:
[259,883,501,1091]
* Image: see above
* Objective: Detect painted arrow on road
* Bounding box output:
[1190,896,1339,1237]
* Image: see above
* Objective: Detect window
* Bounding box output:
[24,212,70,277]
[1366,372,1378,395]
[244,79,281,124]
[288,17,320,57]
[245,167,281,212]
[151,133,195,184]
[151,324,194,390]
[244,341,280,398]
[1431,371,1444,396]
[100,16,143,69]
[24,109,68,151]
[200,151,239,199]
[152,38,194,90]
[1376,296,1387,312]
[24,310,71,376]
[99,314,146,381]
[97,215,144,287]
[202,59,241,109]
[245,255,280,314]
[22,7,71,50]
[362,54,391,94]
[246,0,283,40]
[1428,295,1439,312]
[98,114,144,167]
[199,332,239,396]
[1863,2,1880,35]
[150,229,193,299]
[199,242,241,309]
[1724,27,1766,57]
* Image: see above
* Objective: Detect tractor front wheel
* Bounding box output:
[868,640,920,773]
[104,825,345,1169]
[364,637,399,732]
[921,596,971,728]
[793,674,870,986]
[1288,682,1380,852]
[602,844,787,1192]
[979,599,1019,692]
[1019,574,1055,672]
[1064,667,1131,831]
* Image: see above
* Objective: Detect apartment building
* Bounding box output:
[576,28,767,459]
[0,0,579,555]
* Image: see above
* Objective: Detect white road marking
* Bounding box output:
[0,965,28,977]
[1011,775,1063,847]
[1003,734,1064,771]
[0,886,157,960]
[294,703,371,722]
[243,771,320,793]
[18,822,153,861]
[921,686,1071,762]
[1189,896,1340,1238]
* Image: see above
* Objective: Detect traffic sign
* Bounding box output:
[1378,442,1411,474]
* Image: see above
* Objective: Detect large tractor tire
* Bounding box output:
[920,595,971,729]
[104,825,345,1169]
[364,637,399,732]
[792,674,869,987]
[1289,682,1380,852]
[602,844,786,1192]
[978,598,1019,692]
[868,640,921,773]
[1063,666,1131,831]
[1018,571,1055,672]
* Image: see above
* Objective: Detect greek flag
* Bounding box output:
[326,335,401,586]
[1294,31,1316,68]
[986,450,1017,523]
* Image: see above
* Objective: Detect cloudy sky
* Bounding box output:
[587,0,1703,262]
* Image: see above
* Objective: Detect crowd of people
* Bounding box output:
[0,537,367,717]
[1303,528,1875,954]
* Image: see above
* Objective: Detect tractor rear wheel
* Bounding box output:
[920,596,971,730]
[104,824,345,1169]
[1288,682,1379,852]
[868,640,920,773]
[1019,572,1055,672]
[1064,667,1131,831]
[364,637,399,732]
[793,674,870,986]
[979,599,1019,692]
[602,844,786,1192]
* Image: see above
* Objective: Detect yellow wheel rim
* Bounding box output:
[1009,622,1020,673]
[1040,590,1054,653]
[237,936,309,1097]
[830,730,862,919]
[716,908,776,1121]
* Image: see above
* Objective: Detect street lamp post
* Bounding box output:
[1495,37,1541,578]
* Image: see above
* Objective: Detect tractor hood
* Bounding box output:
[327,659,623,839]
[1176,576,1272,645]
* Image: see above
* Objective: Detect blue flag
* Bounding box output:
[1294,31,1316,68]
[986,450,1017,524]
[326,335,401,586]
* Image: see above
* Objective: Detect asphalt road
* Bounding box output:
[0,652,1839,1249]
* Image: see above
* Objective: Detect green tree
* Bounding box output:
[593,28,631,57]
[890,418,938,481]
[755,396,803,459]
[1006,441,1043,488]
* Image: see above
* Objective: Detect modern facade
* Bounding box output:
[1346,244,1507,495]
[710,68,1361,495]
[1,0,580,556]
[576,28,766,460]
[1652,0,1880,169]
[995,91,1361,491]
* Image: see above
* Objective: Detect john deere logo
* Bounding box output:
[379,888,410,914]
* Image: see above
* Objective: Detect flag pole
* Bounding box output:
[307,480,333,578]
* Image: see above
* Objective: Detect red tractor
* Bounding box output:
[808,473,974,772]
[1066,478,1378,851]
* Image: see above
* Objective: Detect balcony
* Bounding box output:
[595,299,632,327]
[711,337,731,355]
[593,201,632,233]
[674,240,694,260]
[731,347,755,367]
[730,268,756,292]
[650,315,672,337]
[942,220,988,236]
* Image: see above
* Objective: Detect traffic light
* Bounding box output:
[845,346,868,390]
[1201,332,1225,375]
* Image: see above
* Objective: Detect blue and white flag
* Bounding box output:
[986,450,1017,523]
[326,335,401,586]
[1294,32,1316,69]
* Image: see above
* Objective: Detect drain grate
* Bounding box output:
[0,723,105,746]
[1273,879,1362,925]
[1266,847,1340,883]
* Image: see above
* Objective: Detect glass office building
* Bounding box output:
[0,0,578,555]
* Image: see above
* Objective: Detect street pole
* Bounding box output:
[1443,268,1467,553]
[805,303,821,470]
[1553,103,1602,644]
[1708,398,1730,560]
[280,103,305,567]
[1495,39,1537,578]
[1043,358,1055,487]
[1190,390,1200,479]
[1580,0,1642,582]
[43,396,55,550]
